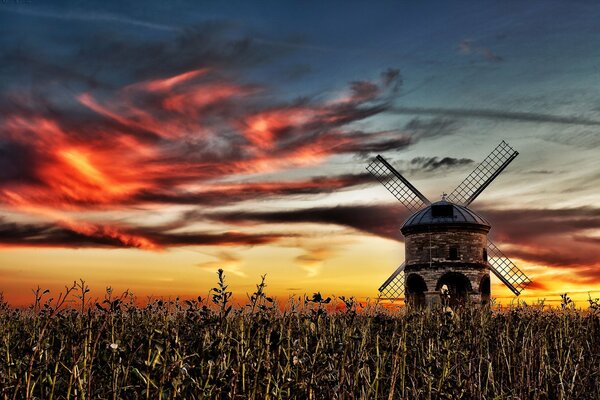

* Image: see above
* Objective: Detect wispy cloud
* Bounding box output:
[2,7,179,32]
[0,21,411,251]
[208,203,600,281]
[408,156,474,172]
[1,67,402,211]
[197,251,246,277]
[391,107,600,126]
[295,246,334,278]
[209,204,409,241]
[458,39,503,62]
[0,218,288,249]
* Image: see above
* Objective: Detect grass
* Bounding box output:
[0,270,599,399]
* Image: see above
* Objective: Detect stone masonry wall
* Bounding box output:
[405,229,488,266]
[404,227,490,301]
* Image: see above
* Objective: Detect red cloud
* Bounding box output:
[127,68,209,93]
[0,68,403,248]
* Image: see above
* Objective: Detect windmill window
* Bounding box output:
[431,204,453,218]
[483,248,488,262]
[449,247,459,260]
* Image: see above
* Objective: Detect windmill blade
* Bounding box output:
[446,141,518,206]
[367,155,431,211]
[378,263,405,300]
[487,240,531,296]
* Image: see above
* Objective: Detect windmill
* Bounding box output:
[366,141,531,305]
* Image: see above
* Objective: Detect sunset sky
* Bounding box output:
[1,1,599,306]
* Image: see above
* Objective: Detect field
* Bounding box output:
[1,271,599,399]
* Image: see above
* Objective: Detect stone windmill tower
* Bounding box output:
[367,141,531,306]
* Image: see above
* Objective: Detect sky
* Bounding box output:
[0,0,599,306]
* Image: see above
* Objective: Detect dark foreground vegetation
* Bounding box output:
[1,271,599,399]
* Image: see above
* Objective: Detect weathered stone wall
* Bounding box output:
[405,228,488,266]
[406,268,489,293]
[403,226,490,301]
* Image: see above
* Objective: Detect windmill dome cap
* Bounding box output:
[401,200,490,230]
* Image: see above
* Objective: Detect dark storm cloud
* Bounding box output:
[506,247,597,269]
[465,206,600,269]
[209,204,411,241]
[402,118,459,139]
[333,131,413,156]
[141,230,284,247]
[409,156,474,172]
[207,203,600,269]
[392,107,600,126]
[0,219,284,249]
[133,173,375,206]
[480,207,600,243]
[351,137,412,153]
[0,220,127,248]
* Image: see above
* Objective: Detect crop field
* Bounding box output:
[1,271,599,400]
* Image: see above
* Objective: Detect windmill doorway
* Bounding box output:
[436,272,472,307]
[406,274,427,308]
[479,275,491,304]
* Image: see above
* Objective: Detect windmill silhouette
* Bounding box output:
[367,141,531,305]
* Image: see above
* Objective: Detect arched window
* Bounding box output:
[449,247,459,260]
[436,272,472,306]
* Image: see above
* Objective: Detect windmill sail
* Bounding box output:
[367,142,531,301]
[367,155,430,211]
[446,141,518,206]
[487,240,531,295]
[378,263,405,300]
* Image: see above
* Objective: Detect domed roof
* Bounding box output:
[401,200,490,231]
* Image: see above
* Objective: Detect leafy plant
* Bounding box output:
[0,277,598,399]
